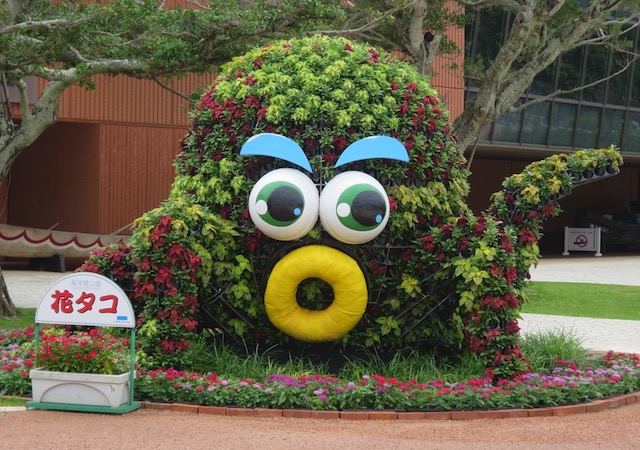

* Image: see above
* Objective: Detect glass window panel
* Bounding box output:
[574,105,601,149]
[622,111,640,153]
[464,88,478,103]
[623,23,639,107]
[521,102,550,145]
[467,9,510,61]
[492,108,522,143]
[630,63,640,108]
[549,102,576,147]
[556,49,583,100]
[529,63,556,96]
[582,46,609,103]
[599,109,624,148]
[606,52,631,106]
[478,123,492,141]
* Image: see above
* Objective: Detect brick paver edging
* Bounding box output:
[140,391,640,420]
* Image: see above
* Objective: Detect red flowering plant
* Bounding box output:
[0,327,35,396]
[131,366,640,411]
[77,242,139,314]
[407,211,530,378]
[128,198,239,368]
[78,242,136,289]
[33,328,130,375]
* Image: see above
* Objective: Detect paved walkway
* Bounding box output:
[523,254,640,353]
[3,254,640,353]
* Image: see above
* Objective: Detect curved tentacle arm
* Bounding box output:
[485,147,623,275]
[486,147,623,228]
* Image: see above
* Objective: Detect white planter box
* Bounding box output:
[30,368,132,408]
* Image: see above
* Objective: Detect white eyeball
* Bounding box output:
[319,171,389,244]
[248,168,319,241]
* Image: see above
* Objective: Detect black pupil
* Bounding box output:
[268,186,304,222]
[351,191,385,226]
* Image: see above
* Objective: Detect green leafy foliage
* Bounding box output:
[1,0,344,76]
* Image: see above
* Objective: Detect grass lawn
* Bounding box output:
[522,282,640,320]
[0,308,35,330]
[0,397,26,407]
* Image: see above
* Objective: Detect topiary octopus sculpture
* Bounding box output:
[81,35,623,378]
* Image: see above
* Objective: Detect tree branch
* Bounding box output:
[0,73,13,125]
[313,6,404,36]
[13,78,29,121]
[152,78,194,102]
[510,53,639,113]
[69,46,90,63]
[0,18,89,34]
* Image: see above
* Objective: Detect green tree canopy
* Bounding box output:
[0,0,343,181]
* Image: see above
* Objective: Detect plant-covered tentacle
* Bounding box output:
[486,147,623,269]
[415,213,530,378]
[464,147,624,378]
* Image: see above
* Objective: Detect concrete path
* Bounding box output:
[524,254,640,353]
[529,254,640,286]
[2,254,640,353]
[3,269,66,309]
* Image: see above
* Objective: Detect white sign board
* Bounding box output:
[563,226,602,257]
[35,272,135,327]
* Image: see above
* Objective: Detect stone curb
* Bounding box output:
[3,392,638,419]
[0,406,28,412]
[139,391,640,420]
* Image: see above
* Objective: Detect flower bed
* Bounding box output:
[133,354,640,411]
[2,327,639,412]
[0,327,35,397]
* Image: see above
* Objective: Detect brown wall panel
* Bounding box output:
[0,178,9,223]
[468,159,529,214]
[8,123,100,232]
[44,73,215,127]
[98,125,185,234]
[431,1,465,120]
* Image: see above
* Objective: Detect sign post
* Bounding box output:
[562,226,602,257]
[26,272,141,414]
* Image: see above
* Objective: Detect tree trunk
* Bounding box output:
[0,267,17,317]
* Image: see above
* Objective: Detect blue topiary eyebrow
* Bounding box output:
[240,133,313,172]
[240,133,409,172]
[335,136,409,168]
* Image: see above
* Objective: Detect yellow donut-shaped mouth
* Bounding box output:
[264,245,367,342]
